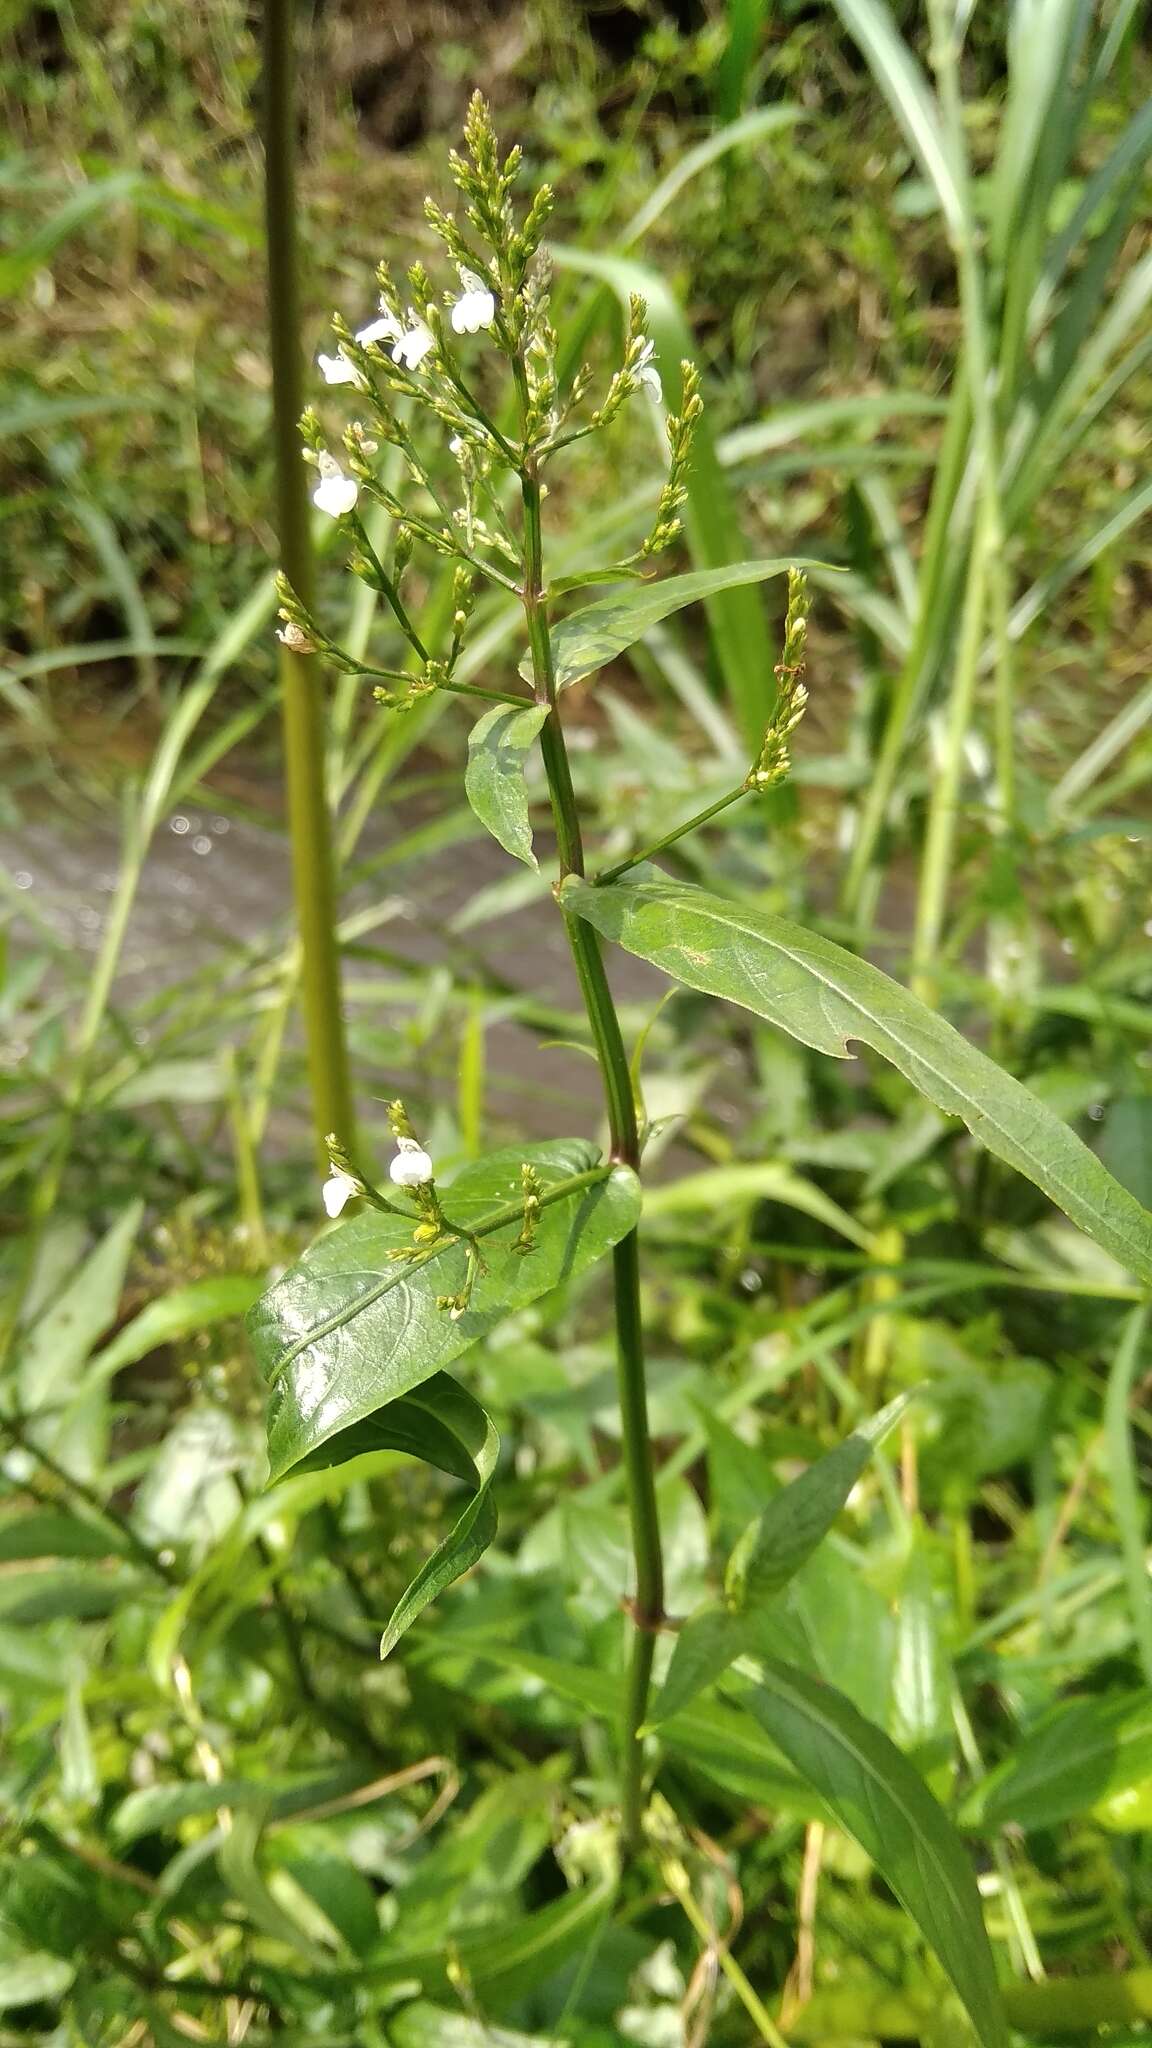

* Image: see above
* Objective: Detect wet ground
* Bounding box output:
[2,776,673,1152]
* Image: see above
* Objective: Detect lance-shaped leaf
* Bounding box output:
[249,1142,641,1480]
[741,1661,1009,2048]
[522,559,825,693]
[726,1390,911,1609]
[960,1691,1152,1834]
[465,701,549,868]
[648,1394,909,1728]
[563,870,1152,1285]
[298,1371,500,1657]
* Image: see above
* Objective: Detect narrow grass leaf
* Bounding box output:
[831,0,964,236]
[1104,1305,1152,1688]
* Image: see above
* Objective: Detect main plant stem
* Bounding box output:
[520,461,664,1850]
[263,0,355,1164]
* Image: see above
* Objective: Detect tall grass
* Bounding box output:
[827,0,1151,952]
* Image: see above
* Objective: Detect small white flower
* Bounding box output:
[391,314,435,371]
[635,337,662,403]
[450,267,496,336]
[389,1137,434,1188]
[312,451,359,519]
[317,349,363,388]
[356,310,403,347]
[277,620,313,652]
[322,1168,358,1217]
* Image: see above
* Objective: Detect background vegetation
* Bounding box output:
[3,1,1152,2042]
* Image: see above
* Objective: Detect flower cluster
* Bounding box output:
[275,91,700,725]
[746,567,811,792]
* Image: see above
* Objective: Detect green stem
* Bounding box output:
[661,1852,789,2048]
[596,783,747,886]
[347,513,429,659]
[263,0,355,1166]
[520,454,664,1852]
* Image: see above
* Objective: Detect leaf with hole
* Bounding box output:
[564,870,1152,1284]
[464,702,549,868]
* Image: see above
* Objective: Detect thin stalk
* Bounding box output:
[910,501,991,1004]
[263,0,355,1164]
[596,782,748,886]
[660,1851,789,2048]
[520,447,664,1851]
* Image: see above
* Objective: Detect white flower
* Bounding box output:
[317,349,363,387]
[322,1168,358,1217]
[389,1137,434,1188]
[277,620,313,652]
[312,451,359,519]
[356,310,403,347]
[450,268,496,335]
[391,314,435,371]
[634,338,662,403]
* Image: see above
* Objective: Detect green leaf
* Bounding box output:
[422,1634,821,1817]
[530,559,820,693]
[0,1949,74,2012]
[464,702,549,868]
[742,1661,1009,2048]
[111,1765,378,1846]
[16,1201,142,1418]
[962,1692,1152,1833]
[1105,1306,1152,1687]
[727,1392,910,1610]
[649,1395,909,1727]
[0,1564,150,1625]
[249,1141,640,1480]
[217,1808,328,1963]
[889,1542,951,1753]
[563,870,1152,1285]
[0,1511,127,1562]
[646,1607,744,1730]
[643,1161,875,1251]
[391,2005,558,2048]
[81,1277,259,1392]
[830,0,964,236]
[281,1853,381,1956]
[316,1373,501,1658]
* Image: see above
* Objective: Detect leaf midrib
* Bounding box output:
[751,1661,1002,2029]
[595,880,1152,1279]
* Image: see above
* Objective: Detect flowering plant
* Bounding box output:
[247,94,1152,2044]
